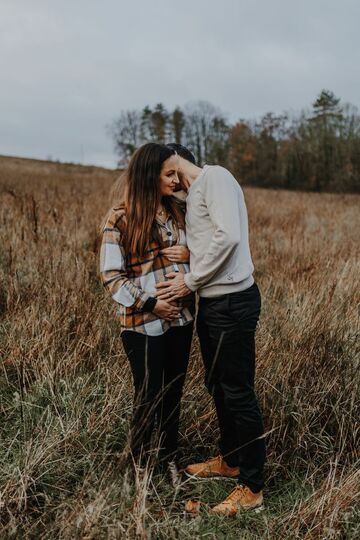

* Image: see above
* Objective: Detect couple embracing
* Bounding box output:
[99,142,266,515]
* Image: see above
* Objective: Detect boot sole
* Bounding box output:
[239,502,265,513]
[210,503,265,516]
[184,471,238,481]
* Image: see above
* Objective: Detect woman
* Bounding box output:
[99,143,195,477]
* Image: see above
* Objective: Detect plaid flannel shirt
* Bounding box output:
[100,206,195,335]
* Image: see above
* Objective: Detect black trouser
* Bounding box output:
[196,282,265,493]
[122,323,193,465]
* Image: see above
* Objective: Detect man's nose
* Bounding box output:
[174,173,180,183]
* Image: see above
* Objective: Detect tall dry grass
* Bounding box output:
[0,155,359,539]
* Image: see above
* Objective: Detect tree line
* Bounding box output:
[108,90,360,192]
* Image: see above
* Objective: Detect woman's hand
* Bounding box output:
[152,299,181,321]
[160,245,190,263]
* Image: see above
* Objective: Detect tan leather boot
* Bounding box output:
[185,455,240,479]
[211,484,264,516]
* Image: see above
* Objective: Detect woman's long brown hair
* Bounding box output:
[114,143,185,257]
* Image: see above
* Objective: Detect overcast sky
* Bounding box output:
[1,0,359,168]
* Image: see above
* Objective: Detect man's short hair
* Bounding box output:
[166,143,196,165]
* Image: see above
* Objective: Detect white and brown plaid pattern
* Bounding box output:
[100,206,195,335]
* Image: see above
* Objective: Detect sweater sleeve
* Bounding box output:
[99,220,151,310]
[184,168,242,291]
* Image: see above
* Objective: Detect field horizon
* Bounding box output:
[0,155,359,539]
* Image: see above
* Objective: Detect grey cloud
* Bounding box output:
[1,0,359,167]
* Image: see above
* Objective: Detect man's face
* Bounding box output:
[176,157,189,191]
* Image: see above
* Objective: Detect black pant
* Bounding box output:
[122,323,193,464]
[196,282,265,493]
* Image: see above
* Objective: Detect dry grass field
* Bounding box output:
[0,155,359,539]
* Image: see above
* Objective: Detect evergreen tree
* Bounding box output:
[109,92,360,192]
[170,107,185,144]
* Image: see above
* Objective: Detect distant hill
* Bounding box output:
[0,154,118,176]
[0,155,120,194]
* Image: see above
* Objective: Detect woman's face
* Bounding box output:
[159,155,180,197]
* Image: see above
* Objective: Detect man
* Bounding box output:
[155,143,266,515]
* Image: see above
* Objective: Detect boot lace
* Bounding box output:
[206,455,222,465]
[226,484,247,503]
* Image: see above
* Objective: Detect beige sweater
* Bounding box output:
[184,165,254,297]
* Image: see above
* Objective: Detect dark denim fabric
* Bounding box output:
[196,283,266,492]
[122,324,193,464]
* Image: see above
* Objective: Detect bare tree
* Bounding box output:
[108,92,360,192]
[183,100,228,165]
[108,110,142,166]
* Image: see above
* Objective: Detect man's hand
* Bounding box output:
[152,299,181,321]
[160,245,190,263]
[155,272,191,302]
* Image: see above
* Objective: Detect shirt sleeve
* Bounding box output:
[99,221,150,310]
[184,168,242,291]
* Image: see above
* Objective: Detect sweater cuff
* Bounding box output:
[141,296,158,312]
[184,273,199,292]
[134,292,151,310]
